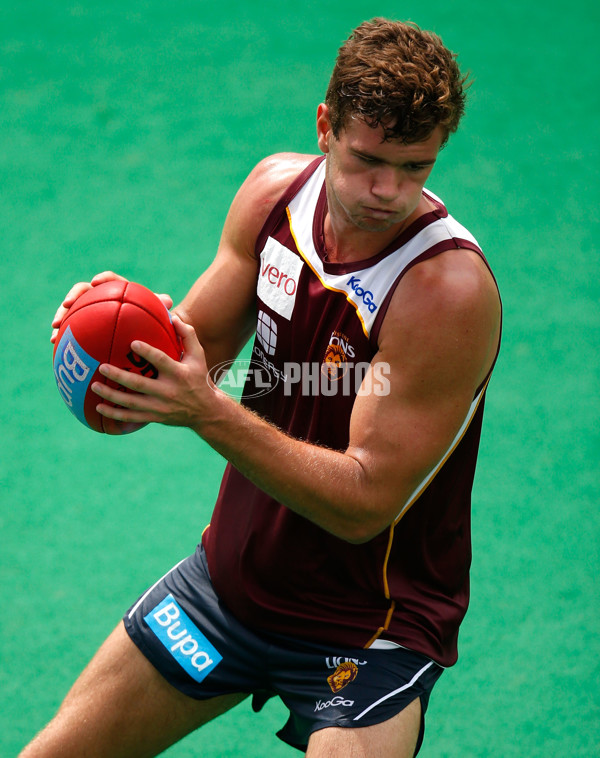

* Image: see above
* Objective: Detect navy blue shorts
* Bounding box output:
[123,544,443,754]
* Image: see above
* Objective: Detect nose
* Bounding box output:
[370,166,401,203]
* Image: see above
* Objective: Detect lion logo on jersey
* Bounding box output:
[322,343,347,380]
[327,661,358,693]
[321,331,355,381]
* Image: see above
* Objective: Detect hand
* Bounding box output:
[50,271,174,344]
[90,315,218,431]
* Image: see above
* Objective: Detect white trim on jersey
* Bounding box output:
[286,161,482,338]
[394,377,490,523]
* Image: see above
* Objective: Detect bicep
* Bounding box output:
[174,166,268,367]
[175,245,258,369]
[346,356,478,522]
[174,154,316,368]
[346,254,500,523]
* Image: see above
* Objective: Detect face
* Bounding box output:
[317,104,444,233]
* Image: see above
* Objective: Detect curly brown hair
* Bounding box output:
[325,19,469,145]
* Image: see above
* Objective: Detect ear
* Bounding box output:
[316,103,333,154]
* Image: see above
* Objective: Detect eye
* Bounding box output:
[354,152,378,165]
[405,162,433,173]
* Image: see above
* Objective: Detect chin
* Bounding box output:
[354,216,401,232]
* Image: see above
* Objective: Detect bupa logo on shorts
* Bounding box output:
[257,237,304,320]
[53,327,99,428]
[145,594,222,683]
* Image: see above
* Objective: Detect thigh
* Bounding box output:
[20,622,248,758]
[123,547,272,699]
[306,697,421,758]
[269,642,442,754]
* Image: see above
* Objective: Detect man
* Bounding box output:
[26,18,501,758]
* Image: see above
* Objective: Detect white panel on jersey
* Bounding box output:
[257,237,304,321]
[286,161,483,338]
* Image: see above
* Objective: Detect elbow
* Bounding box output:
[343,532,377,545]
[333,456,395,543]
[332,517,391,545]
[324,485,397,544]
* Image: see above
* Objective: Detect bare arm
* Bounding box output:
[49,152,315,352]
[172,153,316,369]
[186,249,500,541]
[94,244,500,543]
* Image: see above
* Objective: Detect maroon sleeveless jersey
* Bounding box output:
[203,156,501,666]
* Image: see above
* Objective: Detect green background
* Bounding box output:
[2,1,598,755]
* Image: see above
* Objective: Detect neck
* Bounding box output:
[322,202,423,264]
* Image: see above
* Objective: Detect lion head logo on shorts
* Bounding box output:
[327,661,358,693]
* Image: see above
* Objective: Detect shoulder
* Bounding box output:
[239,152,320,213]
[223,152,320,258]
[403,249,499,318]
[379,249,501,390]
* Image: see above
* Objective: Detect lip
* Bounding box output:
[362,206,397,219]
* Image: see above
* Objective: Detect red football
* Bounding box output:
[52,280,182,434]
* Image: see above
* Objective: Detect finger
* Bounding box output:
[52,283,92,327]
[92,381,139,407]
[171,314,202,353]
[97,362,159,394]
[90,271,129,286]
[51,304,71,329]
[52,273,130,342]
[51,283,92,342]
[129,339,181,373]
[157,294,173,310]
[95,401,157,424]
[92,379,160,410]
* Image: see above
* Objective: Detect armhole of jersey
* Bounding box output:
[254,156,326,256]
[370,240,502,394]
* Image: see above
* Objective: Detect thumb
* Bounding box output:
[171,313,201,353]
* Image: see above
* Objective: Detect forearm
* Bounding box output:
[172,305,255,373]
[196,389,386,543]
[90,322,384,540]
